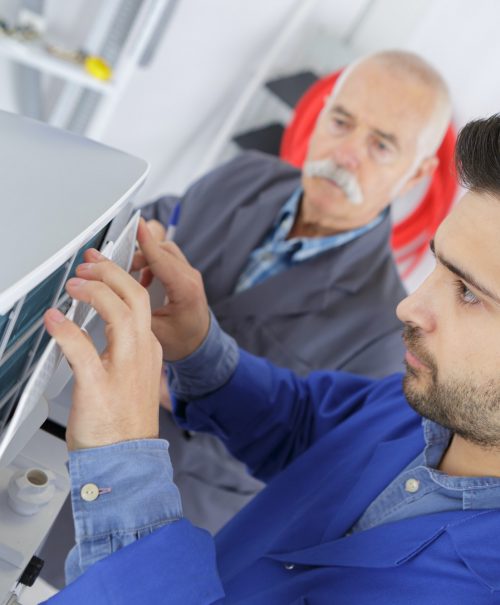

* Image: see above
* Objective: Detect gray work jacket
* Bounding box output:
[142,151,406,377]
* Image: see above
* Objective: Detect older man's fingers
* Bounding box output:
[44,309,102,383]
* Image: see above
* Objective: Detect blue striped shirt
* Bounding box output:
[235,188,386,293]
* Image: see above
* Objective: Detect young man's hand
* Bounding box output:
[44,248,163,451]
[134,218,211,362]
[131,219,165,288]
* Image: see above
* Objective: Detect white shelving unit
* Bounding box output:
[0,0,173,140]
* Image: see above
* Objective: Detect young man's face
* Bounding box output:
[302,59,438,232]
[397,191,500,447]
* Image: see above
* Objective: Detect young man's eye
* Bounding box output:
[454,280,481,305]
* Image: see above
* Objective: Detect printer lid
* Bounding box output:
[0,110,149,314]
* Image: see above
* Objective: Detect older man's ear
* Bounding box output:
[398,155,439,198]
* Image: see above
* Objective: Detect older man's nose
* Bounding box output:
[331,136,362,172]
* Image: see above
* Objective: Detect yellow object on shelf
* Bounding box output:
[84,56,112,81]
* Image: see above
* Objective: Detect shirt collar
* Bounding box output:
[272,187,301,242]
[422,419,452,468]
[272,187,389,259]
[421,419,500,498]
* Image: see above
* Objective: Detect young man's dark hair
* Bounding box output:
[455,113,500,193]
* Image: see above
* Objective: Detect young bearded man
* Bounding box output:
[44,115,500,604]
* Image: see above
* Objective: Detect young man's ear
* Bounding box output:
[399,156,439,197]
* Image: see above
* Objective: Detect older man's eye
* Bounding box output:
[370,137,397,164]
[454,280,481,306]
[330,116,348,133]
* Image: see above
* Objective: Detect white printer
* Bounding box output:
[0,110,148,604]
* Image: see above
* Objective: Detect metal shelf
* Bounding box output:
[0,37,113,93]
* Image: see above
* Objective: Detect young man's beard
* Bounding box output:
[402,325,500,448]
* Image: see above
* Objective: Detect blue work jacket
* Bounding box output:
[47,353,500,604]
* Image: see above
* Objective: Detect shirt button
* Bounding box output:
[284,563,295,571]
[81,483,99,502]
[405,478,420,493]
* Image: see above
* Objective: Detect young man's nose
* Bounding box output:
[396,277,437,334]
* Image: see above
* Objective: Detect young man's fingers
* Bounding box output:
[131,250,148,272]
[132,239,187,273]
[83,248,108,263]
[67,267,155,364]
[139,267,154,288]
[136,219,185,287]
[159,240,189,263]
[134,246,184,287]
[66,277,132,329]
[145,219,166,241]
[44,308,102,383]
[75,259,152,322]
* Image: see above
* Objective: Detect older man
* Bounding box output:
[45,114,500,604]
[135,50,452,533]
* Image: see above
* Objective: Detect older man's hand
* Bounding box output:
[44,248,163,451]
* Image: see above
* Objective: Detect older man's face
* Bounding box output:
[397,192,500,447]
[302,60,438,232]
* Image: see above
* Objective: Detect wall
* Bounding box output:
[0,0,498,288]
[99,0,373,199]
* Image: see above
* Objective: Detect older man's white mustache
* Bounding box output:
[303,159,364,205]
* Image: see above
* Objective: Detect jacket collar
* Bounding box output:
[267,509,489,569]
[218,178,295,295]
[268,510,500,594]
[318,436,420,541]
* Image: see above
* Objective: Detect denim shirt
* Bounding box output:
[352,420,500,533]
[65,439,183,582]
[66,314,500,582]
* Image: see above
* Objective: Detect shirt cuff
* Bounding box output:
[69,439,182,541]
[168,310,239,400]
